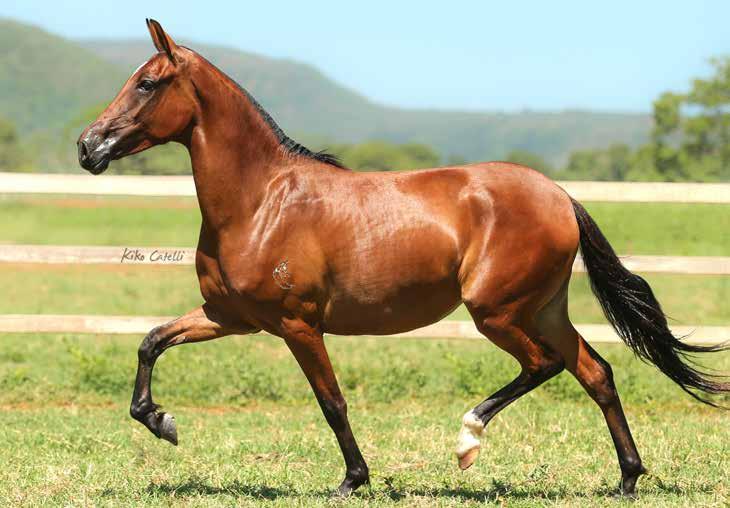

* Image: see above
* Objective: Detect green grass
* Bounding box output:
[0,196,728,505]
[2,264,727,325]
[1,195,728,255]
[0,264,200,316]
[0,334,729,506]
[450,272,730,325]
[0,195,201,247]
[583,202,730,256]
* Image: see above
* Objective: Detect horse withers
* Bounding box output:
[78,19,729,496]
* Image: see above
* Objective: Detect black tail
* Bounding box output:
[571,198,730,407]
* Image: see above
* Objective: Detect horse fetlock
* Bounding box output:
[129,400,156,421]
[620,456,646,477]
[130,402,178,445]
[619,460,646,495]
[336,469,369,497]
[347,465,369,484]
[455,411,485,470]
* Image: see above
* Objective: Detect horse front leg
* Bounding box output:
[279,318,369,496]
[129,304,253,444]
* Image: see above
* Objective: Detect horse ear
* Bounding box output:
[146,18,178,64]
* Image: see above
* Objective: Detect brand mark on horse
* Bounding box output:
[273,260,294,290]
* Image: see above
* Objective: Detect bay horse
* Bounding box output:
[78,19,729,497]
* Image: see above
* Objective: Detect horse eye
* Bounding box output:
[137,79,156,92]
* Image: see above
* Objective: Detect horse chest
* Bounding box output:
[197,253,267,300]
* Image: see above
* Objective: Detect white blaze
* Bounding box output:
[132,58,151,76]
[455,411,485,458]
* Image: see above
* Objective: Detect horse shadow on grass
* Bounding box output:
[369,477,719,504]
[102,474,719,503]
[370,477,595,503]
[143,478,291,500]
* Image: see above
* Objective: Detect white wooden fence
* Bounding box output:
[0,245,728,275]
[2,172,730,203]
[1,173,727,343]
[0,314,727,344]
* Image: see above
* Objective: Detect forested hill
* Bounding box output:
[80,39,651,165]
[0,20,126,131]
[1,18,651,167]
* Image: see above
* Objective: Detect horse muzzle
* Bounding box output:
[77,131,114,174]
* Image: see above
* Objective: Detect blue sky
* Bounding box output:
[2,1,728,112]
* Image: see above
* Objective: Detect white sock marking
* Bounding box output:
[455,411,485,457]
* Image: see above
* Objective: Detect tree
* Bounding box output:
[651,92,684,180]
[650,58,730,181]
[445,154,468,166]
[332,141,441,171]
[504,149,554,175]
[399,143,441,169]
[558,144,632,181]
[559,56,730,182]
[0,116,23,170]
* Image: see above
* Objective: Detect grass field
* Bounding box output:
[0,264,728,326]
[1,195,729,255]
[0,195,727,326]
[1,195,729,506]
[1,334,729,506]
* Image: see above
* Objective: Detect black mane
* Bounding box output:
[240,89,345,169]
[186,47,345,169]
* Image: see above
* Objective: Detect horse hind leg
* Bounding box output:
[537,291,646,495]
[575,337,646,495]
[455,307,565,469]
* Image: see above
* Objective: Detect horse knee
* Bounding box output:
[138,326,165,362]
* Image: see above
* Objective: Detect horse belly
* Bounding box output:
[322,229,463,335]
[324,278,462,335]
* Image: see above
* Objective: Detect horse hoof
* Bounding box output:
[617,466,646,497]
[158,413,178,445]
[455,411,484,470]
[334,474,369,497]
[457,446,480,470]
[334,484,353,498]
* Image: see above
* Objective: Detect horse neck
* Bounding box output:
[185,61,286,233]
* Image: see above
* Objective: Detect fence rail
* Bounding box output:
[2,172,730,203]
[0,175,726,341]
[1,245,728,275]
[0,314,727,345]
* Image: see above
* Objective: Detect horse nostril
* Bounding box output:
[78,140,89,161]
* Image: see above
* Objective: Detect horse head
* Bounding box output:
[78,20,196,174]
